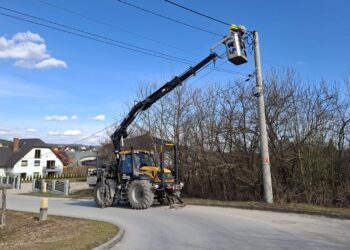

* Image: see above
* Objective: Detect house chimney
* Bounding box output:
[12,138,20,152]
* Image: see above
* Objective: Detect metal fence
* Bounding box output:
[0,176,21,189]
[34,179,42,189]
[32,179,69,195]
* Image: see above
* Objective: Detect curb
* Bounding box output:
[92,226,125,250]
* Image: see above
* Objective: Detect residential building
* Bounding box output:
[0,138,63,179]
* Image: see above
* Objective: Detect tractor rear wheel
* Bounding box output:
[94,180,114,208]
[128,179,154,209]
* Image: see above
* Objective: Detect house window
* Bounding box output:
[21,160,28,167]
[34,160,40,166]
[35,149,41,159]
[46,160,55,169]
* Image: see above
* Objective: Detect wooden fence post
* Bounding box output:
[1,187,6,228]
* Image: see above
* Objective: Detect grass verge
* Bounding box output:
[184,198,350,219]
[0,210,118,250]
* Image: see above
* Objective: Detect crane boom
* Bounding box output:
[111,53,218,152]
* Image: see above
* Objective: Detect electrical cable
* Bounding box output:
[114,0,222,37]
[0,8,192,64]
[0,5,252,75]
[20,119,121,161]
[4,4,254,76]
[164,0,231,26]
[71,122,117,145]
[35,0,201,57]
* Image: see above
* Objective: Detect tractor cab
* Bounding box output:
[118,150,174,183]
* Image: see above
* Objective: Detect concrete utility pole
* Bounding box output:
[253,31,273,204]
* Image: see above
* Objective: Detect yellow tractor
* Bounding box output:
[88,53,218,209]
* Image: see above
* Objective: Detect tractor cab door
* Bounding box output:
[118,153,141,178]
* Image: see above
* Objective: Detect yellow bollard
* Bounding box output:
[39,198,48,221]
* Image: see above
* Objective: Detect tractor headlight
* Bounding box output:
[153,184,159,189]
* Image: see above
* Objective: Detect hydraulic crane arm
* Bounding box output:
[111,53,218,153]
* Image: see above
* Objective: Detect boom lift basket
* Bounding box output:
[224,31,248,65]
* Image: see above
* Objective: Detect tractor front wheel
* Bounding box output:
[128,179,154,209]
[94,180,114,208]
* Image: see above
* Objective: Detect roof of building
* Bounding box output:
[0,138,51,167]
[0,147,12,167]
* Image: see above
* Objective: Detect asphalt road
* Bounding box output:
[6,194,350,250]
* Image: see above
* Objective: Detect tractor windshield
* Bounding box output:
[119,152,156,173]
[134,152,155,167]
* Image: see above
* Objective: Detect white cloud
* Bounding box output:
[48,131,60,136]
[45,115,68,121]
[0,128,12,135]
[93,114,105,121]
[48,130,82,136]
[63,130,82,136]
[0,31,67,69]
[33,58,67,69]
[70,115,78,120]
[1,127,38,137]
[12,31,45,43]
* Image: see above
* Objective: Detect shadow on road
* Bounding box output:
[65,199,171,210]
[65,199,97,208]
[66,200,135,209]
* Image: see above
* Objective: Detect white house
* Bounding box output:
[0,138,63,179]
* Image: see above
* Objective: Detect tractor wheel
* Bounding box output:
[128,179,154,209]
[94,180,114,208]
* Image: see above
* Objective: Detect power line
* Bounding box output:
[0,5,250,76]
[34,2,250,76]
[35,0,200,57]
[164,0,230,26]
[16,123,118,161]
[188,61,254,89]
[114,0,222,37]
[1,5,252,77]
[72,123,117,145]
[111,1,253,76]
[0,7,192,64]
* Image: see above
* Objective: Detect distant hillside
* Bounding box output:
[0,139,11,147]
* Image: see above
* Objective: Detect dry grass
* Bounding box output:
[0,210,118,250]
[185,198,350,219]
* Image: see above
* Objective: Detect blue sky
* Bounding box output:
[0,0,349,144]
